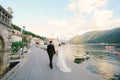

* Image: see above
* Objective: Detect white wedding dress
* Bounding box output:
[56,45,71,73]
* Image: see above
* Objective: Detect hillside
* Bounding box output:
[12,24,46,40]
[69,27,120,43]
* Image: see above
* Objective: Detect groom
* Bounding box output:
[47,41,56,69]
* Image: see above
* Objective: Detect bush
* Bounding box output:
[36,42,39,45]
[11,41,22,54]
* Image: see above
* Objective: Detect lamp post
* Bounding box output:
[21,26,25,56]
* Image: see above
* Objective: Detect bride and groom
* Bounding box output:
[47,41,71,72]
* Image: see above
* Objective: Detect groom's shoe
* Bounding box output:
[50,65,53,69]
[49,64,53,69]
[50,66,53,69]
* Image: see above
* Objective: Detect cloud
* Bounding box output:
[68,1,77,12]
[91,9,113,29]
[47,19,70,38]
[48,18,68,28]
[46,0,120,40]
[106,18,120,29]
[66,0,120,32]
[68,0,108,14]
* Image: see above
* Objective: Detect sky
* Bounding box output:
[0,0,120,40]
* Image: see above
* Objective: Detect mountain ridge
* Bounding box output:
[69,27,120,43]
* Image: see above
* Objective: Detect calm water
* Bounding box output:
[63,44,120,80]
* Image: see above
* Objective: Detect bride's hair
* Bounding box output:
[58,43,61,47]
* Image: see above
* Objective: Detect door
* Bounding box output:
[0,36,4,65]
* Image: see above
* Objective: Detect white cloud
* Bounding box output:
[91,9,113,29]
[28,0,120,40]
[67,0,120,32]
[68,0,108,14]
[105,18,120,29]
[68,1,77,12]
[48,18,68,28]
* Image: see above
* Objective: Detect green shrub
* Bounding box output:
[11,41,22,54]
[36,42,39,45]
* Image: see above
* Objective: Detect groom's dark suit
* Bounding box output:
[47,42,55,69]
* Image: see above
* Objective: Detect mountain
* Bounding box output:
[69,35,85,44]
[69,27,120,43]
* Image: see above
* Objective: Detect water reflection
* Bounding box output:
[64,44,86,59]
[89,58,120,80]
[63,44,120,80]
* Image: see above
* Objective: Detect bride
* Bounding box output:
[56,43,71,73]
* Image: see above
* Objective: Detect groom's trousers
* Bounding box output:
[48,55,53,69]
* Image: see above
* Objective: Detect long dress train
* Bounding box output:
[56,46,71,73]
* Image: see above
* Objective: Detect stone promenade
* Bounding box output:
[0,46,103,80]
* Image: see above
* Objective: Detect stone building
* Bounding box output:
[12,29,22,42]
[0,5,13,75]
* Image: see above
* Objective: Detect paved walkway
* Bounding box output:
[1,46,103,80]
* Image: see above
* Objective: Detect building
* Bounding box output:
[12,29,22,42]
[31,37,44,46]
[0,5,13,75]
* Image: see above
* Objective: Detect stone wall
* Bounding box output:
[0,5,12,75]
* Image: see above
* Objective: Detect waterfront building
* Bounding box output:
[0,5,13,75]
